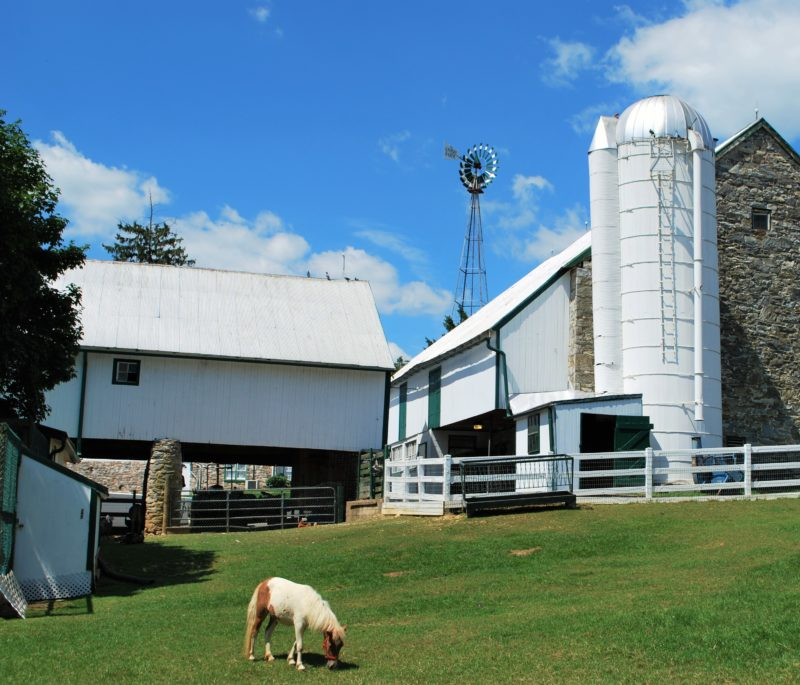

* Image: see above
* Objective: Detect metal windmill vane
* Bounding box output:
[448,143,499,317]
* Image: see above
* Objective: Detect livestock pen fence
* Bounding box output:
[165,486,343,532]
[383,444,800,514]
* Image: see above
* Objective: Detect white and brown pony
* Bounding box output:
[244,577,346,670]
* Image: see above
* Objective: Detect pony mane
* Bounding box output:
[305,593,342,634]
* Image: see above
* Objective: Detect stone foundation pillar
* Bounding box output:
[144,439,182,535]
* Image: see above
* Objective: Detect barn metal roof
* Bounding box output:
[393,231,591,383]
[58,260,394,371]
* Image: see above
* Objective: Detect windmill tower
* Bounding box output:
[452,144,498,316]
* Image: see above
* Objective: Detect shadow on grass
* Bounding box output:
[95,535,216,598]
[467,502,582,518]
[254,654,358,671]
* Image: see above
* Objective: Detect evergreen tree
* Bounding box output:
[0,110,86,423]
[425,305,469,347]
[103,200,194,265]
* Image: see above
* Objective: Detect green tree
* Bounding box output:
[103,199,194,265]
[425,305,469,347]
[0,111,86,423]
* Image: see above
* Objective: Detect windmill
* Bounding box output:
[448,143,498,316]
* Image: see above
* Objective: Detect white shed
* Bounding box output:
[1,424,107,611]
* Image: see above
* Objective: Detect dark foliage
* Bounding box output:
[0,111,86,422]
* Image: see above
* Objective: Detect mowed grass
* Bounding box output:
[3,499,800,684]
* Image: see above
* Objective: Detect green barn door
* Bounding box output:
[613,415,652,487]
[427,367,441,429]
[398,383,407,441]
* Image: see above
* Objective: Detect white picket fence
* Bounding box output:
[382,444,800,515]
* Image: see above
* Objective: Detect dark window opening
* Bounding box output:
[752,207,770,234]
[113,359,141,386]
[527,413,541,455]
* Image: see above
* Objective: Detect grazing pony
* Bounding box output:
[244,577,346,670]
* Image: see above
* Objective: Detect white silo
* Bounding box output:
[590,95,722,462]
[589,116,623,395]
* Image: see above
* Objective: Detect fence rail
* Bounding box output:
[383,445,800,513]
[168,487,339,532]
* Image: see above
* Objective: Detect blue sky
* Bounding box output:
[4,1,800,361]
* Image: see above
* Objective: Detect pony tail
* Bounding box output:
[243,584,261,657]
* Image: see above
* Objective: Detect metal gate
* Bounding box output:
[170,486,340,532]
[0,425,21,575]
[459,455,576,516]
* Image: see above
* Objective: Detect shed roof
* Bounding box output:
[57,260,394,371]
[393,231,591,383]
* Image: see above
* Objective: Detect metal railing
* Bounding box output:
[169,487,339,532]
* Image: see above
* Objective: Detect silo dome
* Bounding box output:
[616,95,713,148]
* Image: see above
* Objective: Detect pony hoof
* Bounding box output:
[288,658,296,665]
[297,664,306,671]
[267,656,275,662]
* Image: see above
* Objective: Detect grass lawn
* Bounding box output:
[3,498,800,684]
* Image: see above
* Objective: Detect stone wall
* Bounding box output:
[716,122,800,444]
[568,259,595,392]
[67,458,147,493]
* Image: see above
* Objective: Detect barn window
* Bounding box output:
[224,464,247,482]
[752,206,770,234]
[527,413,541,455]
[112,359,141,385]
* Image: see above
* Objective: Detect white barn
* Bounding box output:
[45,260,394,497]
[388,232,650,465]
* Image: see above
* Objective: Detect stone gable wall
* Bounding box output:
[716,126,800,444]
[568,259,595,392]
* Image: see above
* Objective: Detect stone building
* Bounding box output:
[716,118,800,445]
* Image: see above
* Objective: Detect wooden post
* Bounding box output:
[744,444,752,497]
[443,455,452,505]
[645,448,654,500]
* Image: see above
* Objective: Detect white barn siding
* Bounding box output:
[387,343,497,444]
[553,397,643,454]
[440,344,496,426]
[46,353,387,451]
[499,273,571,395]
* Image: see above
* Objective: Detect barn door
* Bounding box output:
[613,415,652,487]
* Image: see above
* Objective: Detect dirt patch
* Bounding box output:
[383,571,407,577]
[510,547,542,556]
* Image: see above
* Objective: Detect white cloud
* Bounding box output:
[541,39,595,87]
[606,0,800,138]
[569,100,627,135]
[378,130,411,163]
[34,132,170,237]
[306,247,451,316]
[249,6,270,23]
[483,173,554,231]
[172,208,309,274]
[355,228,429,266]
[520,205,589,262]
